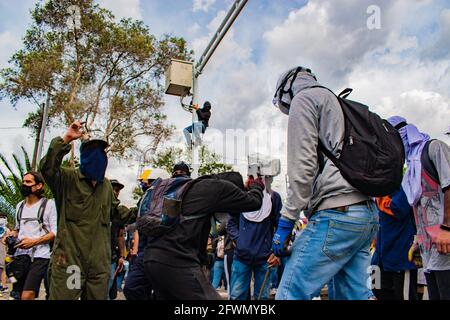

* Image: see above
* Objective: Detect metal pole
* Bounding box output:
[31,103,44,170]
[191,74,200,178]
[195,0,249,78]
[190,0,249,178]
[35,93,50,168]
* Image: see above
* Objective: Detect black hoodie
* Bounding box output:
[144,172,263,267]
[196,106,211,128]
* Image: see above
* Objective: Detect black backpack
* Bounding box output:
[315,87,405,197]
[136,177,206,238]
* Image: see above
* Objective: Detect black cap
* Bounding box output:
[80,139,109,153]
[110,179,124,190]
[173,161,190,176]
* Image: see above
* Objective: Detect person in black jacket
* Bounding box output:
[183,101,212,148]
[144,172,264,300]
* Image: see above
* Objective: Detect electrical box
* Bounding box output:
[165,59,193,96]
[247,153,281,177]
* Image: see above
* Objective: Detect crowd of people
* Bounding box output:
[0,66,449,300]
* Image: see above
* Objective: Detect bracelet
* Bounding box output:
[440,224,450,232]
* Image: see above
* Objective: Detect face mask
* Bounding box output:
[20,184,35,197]
[80,147,108,182]
[140,182,150,192]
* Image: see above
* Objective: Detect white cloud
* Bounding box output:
[0,31,20,68]
[97,0,142,20]
[193,0,216,13]
[188,22,201,35]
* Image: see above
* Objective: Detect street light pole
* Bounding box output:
[190,0,249,178]
[34,93,50,170]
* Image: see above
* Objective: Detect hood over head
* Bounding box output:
[273,66,318,115]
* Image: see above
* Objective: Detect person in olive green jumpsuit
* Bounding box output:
[39,121,132,300]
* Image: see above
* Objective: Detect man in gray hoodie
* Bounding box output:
[271,66,379,300]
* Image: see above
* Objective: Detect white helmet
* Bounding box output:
[138,168,170,181]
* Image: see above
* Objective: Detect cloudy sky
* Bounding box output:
[1,0,449,206]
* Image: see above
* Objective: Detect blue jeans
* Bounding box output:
[230,259,271,300]
[276,202,379,300]
[212,259,225,289]
[183,122,205,147]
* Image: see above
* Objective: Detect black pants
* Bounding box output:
[224,249,234,298]
[373,269,418,300]
[145,261,222,300]
[425,270,450,300]
[12,257,49,298]
[124,254,153,300]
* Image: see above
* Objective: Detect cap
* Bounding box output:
[80,139,109,153]
[110,179,124,190]
[173,162,190,175]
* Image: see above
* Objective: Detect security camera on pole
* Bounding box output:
[164,0,248,178]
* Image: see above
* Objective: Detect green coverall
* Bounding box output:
[40,137,132,300]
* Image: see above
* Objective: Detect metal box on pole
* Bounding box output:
[165,59,193,96]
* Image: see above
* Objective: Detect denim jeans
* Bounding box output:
[212,259,225,289]
[276,202,379,300]
[183,122,205,147]
[230,258,271,300]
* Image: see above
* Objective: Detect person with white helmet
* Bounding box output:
[123,166,173,300]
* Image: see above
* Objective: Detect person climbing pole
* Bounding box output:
[183,101,212,149]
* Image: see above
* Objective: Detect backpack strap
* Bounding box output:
[16,200,25,229]
[304,85,352,171]
[37,198,50,234]
[421,140,439,183]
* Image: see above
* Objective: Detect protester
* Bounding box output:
[388,116,450,300]
[211,225,226,289]
[228,175,282,300]
[4,172,57,300]
[108,179,128,299]
[371,187,418,300]
[271,66,378,300]
[143,172,264,300]
[123,165,180,300]
[0,212,9,295]
[183,101,212,148]
[39,121,133,300]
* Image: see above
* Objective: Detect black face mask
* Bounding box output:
[20,184,35,197]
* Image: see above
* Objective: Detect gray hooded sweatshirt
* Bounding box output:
[274,70,368,221]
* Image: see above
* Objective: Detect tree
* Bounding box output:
[150,145,233,176]
[0,0,193,160]
[131,145,233,200]
[0,147,53,224]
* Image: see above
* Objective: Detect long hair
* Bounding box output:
[23,171,46,197]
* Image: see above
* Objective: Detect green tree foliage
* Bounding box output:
[0,0,193,159]
[0,147,53,224]
[150,145,233,177]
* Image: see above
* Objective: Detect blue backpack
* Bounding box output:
[136,177,206,237]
